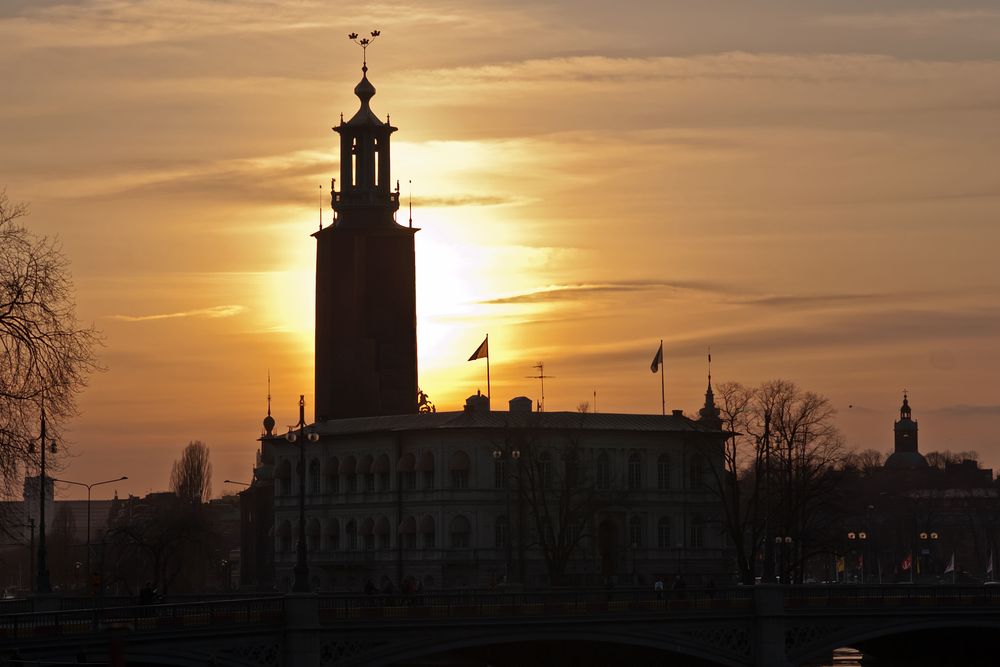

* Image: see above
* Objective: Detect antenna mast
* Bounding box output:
[525,362,555,412]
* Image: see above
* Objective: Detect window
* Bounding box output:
[402,471,416,490]
[347,474,358,493]
[307,519,320,552]
[364,473,375,492]
[596,452,611,490]
[495,516,508,548]
[364,534,375,550]
[276,460,291,496]
[539,452,553,488]
[419,451,436,490]
[657,517,671,549]
[449,451,470,489]
[422,529,435,549]
[378,472,390,491]
[346,521,358,551]
[326,520,340,551]
[690,515,705,548]
[423,470,435,489]
[420,516,436,549]
[657,455,670,490]
[494,459,506,489]
[451,470,469,489]
[309,460,321,494]
[402,532,416,549]
[328,474,340,494]
[689,457,705,490]
[629,515,643,548]
[627,452,642,490]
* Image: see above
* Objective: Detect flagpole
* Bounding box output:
[659,339,665,416]
[486,333,491,407]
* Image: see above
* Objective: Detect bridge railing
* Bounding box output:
[785,584,1000,609]
[316,586,755,623]
[0,596,285,642]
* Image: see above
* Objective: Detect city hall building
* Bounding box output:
[240,54,730,592]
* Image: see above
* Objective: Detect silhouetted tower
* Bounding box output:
[314,53,417,421]
[698,354,722,429]
[893,392,918,454]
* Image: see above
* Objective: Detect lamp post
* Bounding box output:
[918,531,939,581]
[28,404,55,594]
[285,395,319,593]
[492,440,520,583]
[775,536,793,584]
[51,476,127,585]
[847,531,868,583]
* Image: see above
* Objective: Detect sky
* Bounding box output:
[2,0,999,499]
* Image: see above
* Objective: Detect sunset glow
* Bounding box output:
[3,0,999,498]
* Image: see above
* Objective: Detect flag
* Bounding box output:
[650,341,663,373]
[944,552,955,574]
[988,550,994,577]
[901,553,912,571]
[468,336,488,361]
[836,556,845,574]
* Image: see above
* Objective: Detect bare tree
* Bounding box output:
[0,189,100,498]
[170,440,212,503]
[706,380,847,584]
[845,448,886,473]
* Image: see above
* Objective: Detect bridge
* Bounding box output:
[2,585,999,666]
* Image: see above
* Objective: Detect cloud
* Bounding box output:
[480,280,723,305]
[109,305,245,322]
[815,9,1000,31]
[734,293,883,308]
[934,404,1000,417]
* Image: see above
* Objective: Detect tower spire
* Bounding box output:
[263,370,275,436]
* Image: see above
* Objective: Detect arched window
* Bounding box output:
[493,458,505,489]
[309,459,321,494]
[449,515,471,549]
[346,519,358,551]
[325,457,340,494]
[539,452,553,488]
[398,452,416,490]
[596,451,611,490]
[375,515,390,550]
[361,517,375,551]
[418,451,436,489]
[276,520,291,552]
[495,516,508,548]
[399,515,416,549]
[374,453,391,491]
[419,515,436,549]
[627,452,642,490]
[359,454,375,492]
[629,515,643,548]
[449,451,470,489]
[657,517,671,549]
[307,517,320,552]
[275,459,291,496]
[690,514,705,548]
[325,518,340,551]
[657,454,670,490]
[343,455,358,493]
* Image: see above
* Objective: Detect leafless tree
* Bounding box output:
[170,440,212,503]
[707,380,847,584]
[845,448,886,473]
[0,189,100,499]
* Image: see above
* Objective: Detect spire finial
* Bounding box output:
[348,29,381,70]
[263,370,276,436]
[408,179,413,228]
[707,346,712,388]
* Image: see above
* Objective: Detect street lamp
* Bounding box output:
[285,395,319,593]
[775,536,793,584]
[492,442,520,583]
[847,531,868,583]
[27,404,57,594]
[51,476,127,586]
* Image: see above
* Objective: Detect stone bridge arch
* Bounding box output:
[330,623,753,667]
[790,616,1000,666]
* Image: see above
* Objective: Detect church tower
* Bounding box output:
[314,41,418,421]
[893,392,918,453]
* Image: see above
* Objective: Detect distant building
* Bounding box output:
[240,57,731,592]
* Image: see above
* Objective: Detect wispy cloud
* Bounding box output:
[479,280,722,305]
[110,305,245,322]
[934,404,1000,417]
[816,9,1000,31]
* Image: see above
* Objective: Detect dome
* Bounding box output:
[263,413,276,435]
[884,450,928,470]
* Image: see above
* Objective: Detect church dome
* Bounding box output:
[884,450,928,470]
[263,413,275,436]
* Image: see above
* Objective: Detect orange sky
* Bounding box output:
[2,1,999,499]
